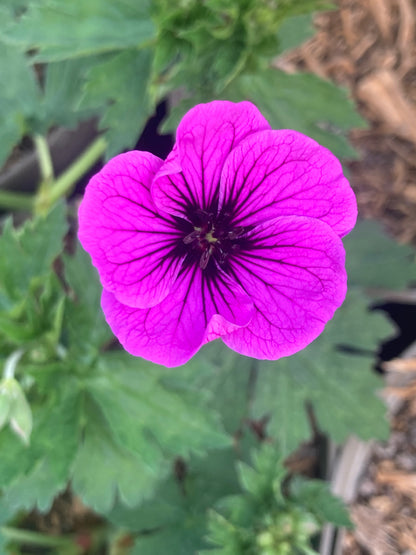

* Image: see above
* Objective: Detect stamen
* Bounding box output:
[200,245,214,269]
[227,226,245,240]
[183,230,201,244]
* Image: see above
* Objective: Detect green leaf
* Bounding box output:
[37,58,97,132]
[204,444,327,555]
[81,49,154,157]
[344,220,415,290]
[63,244,113,363]
[1,344,231,516]
[71,399,164,513]
[0,273,65,355]
[0,202,67,309]
[226,69,365,159]
[237,444,286,502]
[2,0,156,62]
[0,42,40,166]
[107,448,241,555]
[276,13,316,54]
[90,352,231,459]
[290,477,352,528]
[72,351,230,513]
[0,385,82,512]
[169,341,254,434]
[0,42,95,157]
[253,289,391,455]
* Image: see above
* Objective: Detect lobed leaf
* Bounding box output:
[169,341,254,434]
[107,448,241,554]
[80,49,154,157]
[0,385,82,512]
[0,42,40,167]
[2,0,155,62]
[253,289,392,455]
[0,348,230,515]
[226,69,366,159]
[0,202,67,309]
[290,477,352,528]
[63,245,113,363]
[344,219,415,290]
[89,352,231,460]
[37,58,97,133]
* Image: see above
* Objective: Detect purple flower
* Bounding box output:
[78,101,357,367]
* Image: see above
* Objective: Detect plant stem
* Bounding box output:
[49,136,107,205]
[0,190,34,211]
[34,134,55,216]
[34,134,54,186]
[0,526,73,548]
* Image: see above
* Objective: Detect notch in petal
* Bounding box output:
[101,267,254,367]
[152,101,270,218]
[78,151,184,309]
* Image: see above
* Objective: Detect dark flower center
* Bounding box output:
[177,208,250,273]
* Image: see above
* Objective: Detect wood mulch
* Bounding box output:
[284,1,416,552]
[281,0,416,245]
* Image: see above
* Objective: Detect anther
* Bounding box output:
[183,230,201,244]
[199,245,214,269]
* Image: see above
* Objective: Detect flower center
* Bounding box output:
[181,209,248,271]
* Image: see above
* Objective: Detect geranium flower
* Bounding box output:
[78,101,356,367]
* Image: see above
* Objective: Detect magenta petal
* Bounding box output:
[220,130,357,237]
[101,267,254,367]
[222,216,347,359]
[78,151,185,309]
[152,101,270,218]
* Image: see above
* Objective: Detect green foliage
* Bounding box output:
[167,342,254,434]
[152,0,333,95]
[80,49,154,157]
[226,70,366,159]
[252,289,391,455]
[0,236,231,516]
[38,58,97,132]
[163,69,365,159]
[106,441,349,555]
[204,444,350,555]
[344,220,416,289]
[0,43,94,166]
[0,203,67,356]
[0,0,360,167]
[72,352,230,512]
[63,246,113,364]
[0,351,231,515]
[0,0,412,551]
[1,0,155,61]
[0,42,40,167]
[108,448,242,554]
